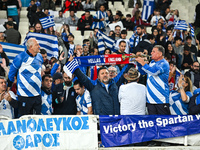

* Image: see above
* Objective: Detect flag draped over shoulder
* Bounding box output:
[0,42,25,63]
[174,20,188,31]
[39,16,55,29]
[141,0,155,20]
[96,30,116,54]
[63,54,136,78]
[23,32,58,59]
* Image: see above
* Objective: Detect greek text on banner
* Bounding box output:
[0,115,98,150]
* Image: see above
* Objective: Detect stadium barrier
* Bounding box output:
[0,115,200,149]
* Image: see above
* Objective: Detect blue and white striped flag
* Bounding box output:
[141,0,155,20]
[39,16,55,29]
[0,42,25,63]
[174,20,188,31]
[23,32,58,59]
[189,23,195,37]
[96,30,116,54]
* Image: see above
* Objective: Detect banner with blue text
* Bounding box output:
[99,115,200,147]
[0,115,98,150]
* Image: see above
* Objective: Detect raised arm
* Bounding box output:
[114,64,133,87]
[74,68,95,92]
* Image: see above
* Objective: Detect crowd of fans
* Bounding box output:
[0,0,200,127]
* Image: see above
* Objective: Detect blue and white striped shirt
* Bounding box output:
[92,10,109,29]
[8,51,43,97]
[129,33,145,52]
[169,90,192,115]
[76,89,92,115]
[138,58,170,104]
[41,89,52,115]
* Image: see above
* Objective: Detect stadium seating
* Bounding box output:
[17,0,199,46]
[0,11,7,19]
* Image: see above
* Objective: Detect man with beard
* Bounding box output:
[129,25,147,54]
[52,72,77,115]
[41,74,53,115]
[66,56,133,115]
[185,61,200,88]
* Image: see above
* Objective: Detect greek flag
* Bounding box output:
[189,23,195,37]
[23,32,58,59]
[174,20,188,31]
[141,0,155,20]
[39,16,55,29]
[0,42,25,63]
[96,30,116,54]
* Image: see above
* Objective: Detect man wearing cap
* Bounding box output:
[53,72,63,85]
[118,68,146,115]
[5,21,21,44]
[135,45,170,115]
[52,72,77,115]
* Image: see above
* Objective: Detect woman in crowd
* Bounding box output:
[165,42,178,65]
[47,26,56,35]
[166,9,179,22]
[169,75,193,115]
[106,9,114,23]
[104,48,112,55]
[152,28,160,45]
[131,10,150,26]
[60,24,72,42]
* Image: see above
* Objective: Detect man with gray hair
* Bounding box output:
[7,38,43,116]
[108,66,118,79]
[135,45,170,115]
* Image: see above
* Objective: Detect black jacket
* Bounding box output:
[52,83,77,115]
[77,14,93,30]
[134,39,153,55]
[122,19,135,31]
[189,94,200,115]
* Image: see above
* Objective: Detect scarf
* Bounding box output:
[64,54,136,77]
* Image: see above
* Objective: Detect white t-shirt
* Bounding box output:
[118,82,146,115]
[0,91,17,119]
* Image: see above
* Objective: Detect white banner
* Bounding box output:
[0,115,98,150]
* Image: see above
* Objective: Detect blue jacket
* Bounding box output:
[74,64,132,115]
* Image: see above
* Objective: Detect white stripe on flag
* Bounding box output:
[39,16,55,29]
[23,32,58,59]
[0,42,25,64]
